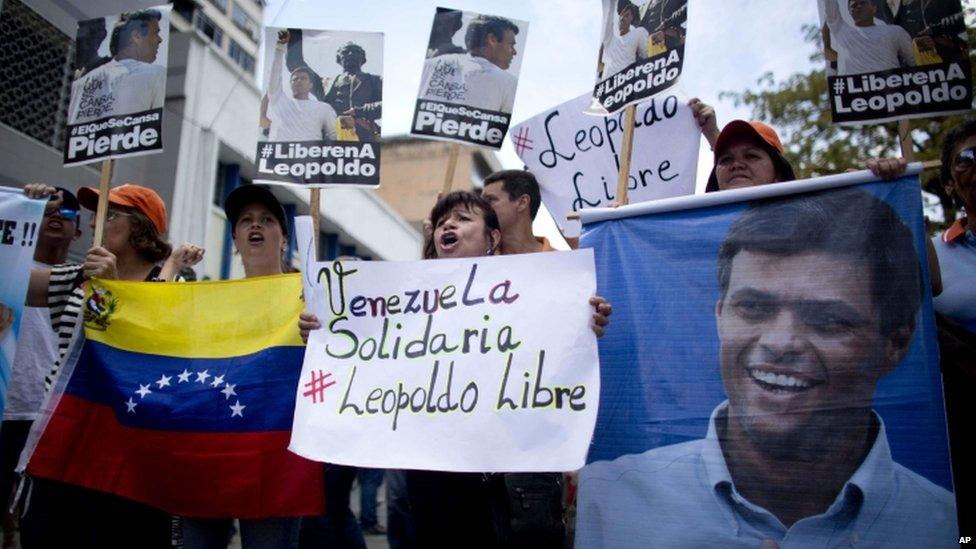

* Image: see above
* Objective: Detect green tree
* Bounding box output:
[722,14,976,225]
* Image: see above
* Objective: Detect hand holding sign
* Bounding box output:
[82,246,119,280]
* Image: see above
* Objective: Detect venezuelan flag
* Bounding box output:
[25,274,323,518]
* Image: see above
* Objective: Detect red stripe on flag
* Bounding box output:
[28,395,324,518]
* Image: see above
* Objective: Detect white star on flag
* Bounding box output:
[210,374,225,388]
[156,374,172,388]
[177,369,192,383]
[230,401,246,418]
[221,383,237,400]
[125,397,138,413]
[136,384,152,398]
[196,370,211,384]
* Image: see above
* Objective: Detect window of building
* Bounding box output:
[0,0,73,151]
[231,5,260,42]
[228,40,255,75]
[172,0,197,23]
[208,0,229,12]
[195,12,224,47]
[214,163,228,207]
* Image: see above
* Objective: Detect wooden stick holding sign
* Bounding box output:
[614,105,637,206]
[92,159,114,247]
[898,120,915,162]
[441,143,462,196]
[310,188,321,260]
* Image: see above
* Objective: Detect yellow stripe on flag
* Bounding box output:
[83,273,304,358]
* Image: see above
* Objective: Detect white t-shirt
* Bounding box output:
[67,58,166,124]
[267,45,338,142]
[4,261,59,421]
[825,0,915,75]
[418,54,518,113]
[601,26,650,80]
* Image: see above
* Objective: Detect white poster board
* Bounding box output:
[290,218,600,472]
[512,92,699,237]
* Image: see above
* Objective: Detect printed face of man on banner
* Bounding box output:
[714,189,918,466]
[576,184,957,547]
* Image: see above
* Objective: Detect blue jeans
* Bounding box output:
[357,468,384,529]
[182,517,300,549]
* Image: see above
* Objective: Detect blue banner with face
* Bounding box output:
[576,175,958,547]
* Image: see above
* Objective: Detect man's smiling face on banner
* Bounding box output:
[715,249,903,449]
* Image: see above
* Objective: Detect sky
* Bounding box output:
[261,0,824,242]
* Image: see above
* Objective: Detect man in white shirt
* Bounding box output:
[600,3,649,79]
[825,0,915,75]
[266,30,338,142]
[67,9,167,124]
[418,15,520,113]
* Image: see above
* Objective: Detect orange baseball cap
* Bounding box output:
[78,183,168,234]
[706,120,796,192]
[714,120,785,158]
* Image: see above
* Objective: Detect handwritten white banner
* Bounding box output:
[289,217,600,472]
[512,92,699,237]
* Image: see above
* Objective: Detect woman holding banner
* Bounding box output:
[300,191,610,547]
[177,183,307,549]
[702,118,911,192]
[20,182,176,548]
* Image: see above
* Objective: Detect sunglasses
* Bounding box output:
[952,147,976,171]
[104,209,135,222]
[44,207,80,221]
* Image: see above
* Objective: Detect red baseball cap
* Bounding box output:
[78,183,168,233]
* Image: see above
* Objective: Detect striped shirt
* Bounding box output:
[45,264,85,390]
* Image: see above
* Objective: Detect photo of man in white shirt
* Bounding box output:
[67,9,168,124]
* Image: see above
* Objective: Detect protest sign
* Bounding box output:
[511,92,699,237]
[594,0,687,114]
[255,28,383,187]
[290,218,599,472]
[818,0,971,125]
[411,8,528,149]
[0,188,45,415]
[22,274,323,518]
[574,170,958,547]
[64,5,171,166]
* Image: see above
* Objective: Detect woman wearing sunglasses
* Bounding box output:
[934,119,976,332]
[932,119,976,534]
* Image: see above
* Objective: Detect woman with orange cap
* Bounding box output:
[20,182,179,548]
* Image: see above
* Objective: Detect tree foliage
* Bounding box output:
[722,13,976,224]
